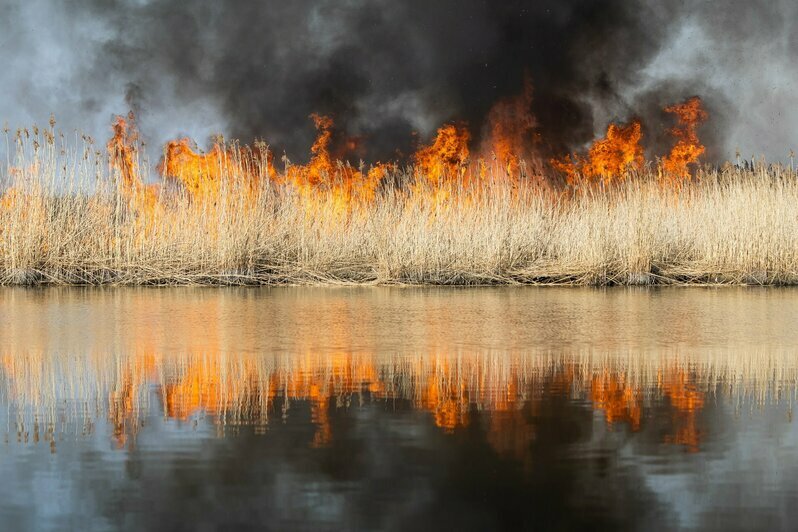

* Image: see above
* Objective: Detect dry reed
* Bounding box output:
[1,127,797,286]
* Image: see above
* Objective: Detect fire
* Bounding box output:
[99,85,713,226]
[481,76,538,178]
[284,114,386,213]
[550,98,707,185]
[551,119,644,184]
[414,124,471,187]
[107,112,139,191]
[585,120,645,181]
[107,113,159,214]
[159,136,274,205]
[0,187,21,211]
[662,96,708,180]
[160,139,236,200]
[286,113,335,189]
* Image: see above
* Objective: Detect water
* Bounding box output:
[1,287,798,531]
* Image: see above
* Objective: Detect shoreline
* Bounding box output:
[1,269,795,287]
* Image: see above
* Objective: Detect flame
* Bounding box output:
[0,164,47,257]
[160,139,235,199]
[662,96,708,180]
[95,87,715,245]
[550,98,707,185]
[100,89,712,223]
[585,120,645,181]
[481,76,538,178]
[284,114,385,214]
[551,119,644,184]
[285,113,335,189]
[107,113,139,191]
[0,187,21,211]
[414,124,471,188]
[159,137,274,205]
[107,113,159,215]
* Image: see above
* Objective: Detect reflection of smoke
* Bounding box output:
[0,0,795,161]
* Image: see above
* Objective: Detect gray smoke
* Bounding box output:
[0,0,795,163]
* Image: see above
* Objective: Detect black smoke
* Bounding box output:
[2,0,797,162]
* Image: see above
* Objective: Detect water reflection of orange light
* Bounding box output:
[660,368,704,452]
[591,371,642,431]
[0,351,716,453]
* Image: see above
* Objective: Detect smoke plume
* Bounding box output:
[0,0,795,163]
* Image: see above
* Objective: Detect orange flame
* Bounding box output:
[662,97,708,180]
[104,87,712,218]
[286,113,335,189]
[107,112,139,191]
[0,187,21,211]
[481,76,537,178]
[159,135,275,205]
[414,124,471,187]
[107,113,159,215]
[551,119,644,185]
[284,114,385,213]
[161,139,231,199]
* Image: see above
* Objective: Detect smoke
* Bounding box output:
[0,0,795,162]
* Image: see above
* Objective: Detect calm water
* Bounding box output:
[1,287,798,531]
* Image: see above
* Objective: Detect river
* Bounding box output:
[1,287,796,530]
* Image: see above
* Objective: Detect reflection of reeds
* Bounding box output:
[1,350,796,451]
[2,127,798,285]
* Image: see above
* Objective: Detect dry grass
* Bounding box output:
[1,129,797,286]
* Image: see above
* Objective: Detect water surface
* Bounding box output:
[1,287,797,531]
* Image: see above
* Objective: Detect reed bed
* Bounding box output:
[1,129,797,286]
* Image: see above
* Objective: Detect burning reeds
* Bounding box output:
[0,96,794,286]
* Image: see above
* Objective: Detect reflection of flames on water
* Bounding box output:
[589,366,705,452]
[660,366,705,452]
[590,371,643,431]
[2,350,794,455]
